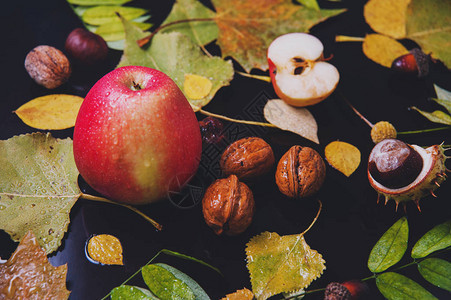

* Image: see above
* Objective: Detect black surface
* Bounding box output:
[1,1,450,299]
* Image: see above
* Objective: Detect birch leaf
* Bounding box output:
[246,231,325,300]
[0,133,80,254]
[410,107,451,125]
[324,141,361,177]
[118,17,233,108]
[0,231,70,299]
[362,34,409,68]
[14,94,84,130]
[363,0,411,39]
[264,99,319,144]
[433,84,451,114]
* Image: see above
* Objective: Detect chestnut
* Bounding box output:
[65,28,108,65]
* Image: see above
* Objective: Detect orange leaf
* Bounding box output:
[87,234,124,265]
[324,141,361,177]
[0,231,70,299]
[221,288,254,300]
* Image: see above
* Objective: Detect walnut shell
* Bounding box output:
[24,45,71,89]
[202,175,255,236]
[220,137,275,180]
[275,145,326,198]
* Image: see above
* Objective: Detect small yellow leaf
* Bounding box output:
[362,34,409,68]
[325,141,361,177]
[15,94,84,130]
[364,0,411,39]
[87,234,124,265]
[221,288,254,300]
[183,74,213,100]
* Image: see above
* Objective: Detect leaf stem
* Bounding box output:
[339,93,374,128]
[195,106,277,128]
[335,35,365,42]
[236,71,271,82]
[301,199,322,236]
[398,126,451,135]
[137,17,215,47]
[80,193,163,231]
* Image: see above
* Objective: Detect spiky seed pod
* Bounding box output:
[371,121,397,144]
[324,282,351,300]
[368,139,448,211]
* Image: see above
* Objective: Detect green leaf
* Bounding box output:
[82,6,148,25]
[296,0,320,11]
[418,258,451,292]
[433,84,451,114]
[67,0,132,5]
[111,285,158,300]
[155,263,211,300]
[406,0,451,68]
[73,5,89,17]
[368,217,409,273]
[411,107,451,125]
[142,264,195,300]
[160,0,218,46]
[376,272,438,300]
[96,21,151,41]
[160,249,222,275]
[411,220,451,259]
[107,39,125,50]
[118,17,234,108]
[0,133,80,254]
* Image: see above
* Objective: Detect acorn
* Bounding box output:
[371,121,397,144]
[65,28,108,65]
[391,48,429,78]
[368,139,448,211]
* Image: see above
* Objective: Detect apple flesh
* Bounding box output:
[73,66,202,204]
[268,33,339,107]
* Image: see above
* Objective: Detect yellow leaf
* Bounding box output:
[324,141,361,177]
[87,234,124,265]
[183,74,213,100]
[15,94,84,130]
[362,34,409,68]
[221,288,254,300]
[364,0,411,39]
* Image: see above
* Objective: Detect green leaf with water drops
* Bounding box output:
[110,285,158,300]
[368,217,409,273]
[433,84,451,114]
[411,220,451,259]
[418,258,451,292]
[118,17,234,108]
[376,272,438,300]
[0,132,80,254]
[411,107,451,125]
[82,6,148,25]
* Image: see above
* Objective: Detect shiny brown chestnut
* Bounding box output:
[65,28,108,65]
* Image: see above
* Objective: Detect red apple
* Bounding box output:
[73,66,202,204]
[268,33,339,107]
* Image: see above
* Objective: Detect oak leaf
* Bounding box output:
[246,231,325,300]
[212,0,344,72]
[0,231,70,299]
[324,141,361,177]
[0,133,80,254]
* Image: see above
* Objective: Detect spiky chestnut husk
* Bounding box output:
[368,141,448,211]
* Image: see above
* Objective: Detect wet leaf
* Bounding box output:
[364,0,411,39]
[96,20,151,41]
[68,0,132,5]
[376,272,437,300]
[362,34,409,68]
[297,0,320,11]
[212,0,344,72]
[406,0,451,68]
[410,107,451,125]
[111,286,158,300]
[160,0,218,46]
[221,288,254,300]
[324,141,360,177]
[159,249,222,275]
[418,258,451,292]
[246,231,325,300]
[118,17,233,108]
[184,74,213,100]
[14,94,84,130]
[433,84,451,114]
[87,234,124,265]
[0,231,70,299]
[264,99,319,144]
[0,133,80,254]
[411,220,451,259]
[82,6,148,25]
[368,217,408,273]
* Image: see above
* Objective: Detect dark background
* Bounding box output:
[0,0,450,299]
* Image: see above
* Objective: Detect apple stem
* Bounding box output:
[236,71,271,82]
[335,35,365,42]
[398,126,451,135]
[80,193,163,231]
[195,106,277,128]
[137,17,215,47]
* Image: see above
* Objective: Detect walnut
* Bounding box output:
[24,45,71,89]
[202,175,255,236]
[220,137,275,181]
[275,145,326,198]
